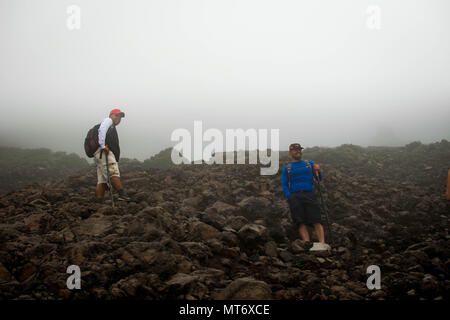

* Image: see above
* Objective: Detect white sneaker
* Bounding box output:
[309,242,331,251]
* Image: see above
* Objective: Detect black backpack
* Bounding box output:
[84,124,101,158]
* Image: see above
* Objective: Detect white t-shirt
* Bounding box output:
[98,117,113,148]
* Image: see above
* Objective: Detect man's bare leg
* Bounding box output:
[95,183,106,199]
[110,176,131,200]
[110,176,123,191]
[298,224,310,241]
[95,178,123,199]
[313,223,325,243]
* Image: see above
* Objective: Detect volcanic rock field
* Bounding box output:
[0,142,449,300]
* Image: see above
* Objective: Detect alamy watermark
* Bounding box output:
[171,121,279,175]
[66,5,81,30]
[66,265,81,289]
[366,5,381,30]
[366,265,381,290]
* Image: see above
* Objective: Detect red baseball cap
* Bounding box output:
[110,108,125,117]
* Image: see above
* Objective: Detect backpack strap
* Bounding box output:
[304,159,321,185]
[303,159,315,178]
[286,163,292,192]
[303,159,311,169]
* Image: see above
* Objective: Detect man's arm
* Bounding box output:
[98,118,113,148]
[281,166,290,198]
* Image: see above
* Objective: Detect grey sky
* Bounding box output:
[1,0,449,160]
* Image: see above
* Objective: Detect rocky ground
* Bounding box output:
[0,142,449,300]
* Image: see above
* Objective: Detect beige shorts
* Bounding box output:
[94,148,120,184]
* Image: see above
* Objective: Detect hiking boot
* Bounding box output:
[95,198,105,204]
[117,190,131,202]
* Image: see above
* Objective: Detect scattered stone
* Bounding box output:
[237,224,267,243]
[215,277,272,300]
[189,221,221,241]
[264,241,278,258]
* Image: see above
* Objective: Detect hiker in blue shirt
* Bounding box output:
[282,143,325,243]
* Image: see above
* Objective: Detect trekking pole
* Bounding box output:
[314,165,333,245]
[104,149,115,209]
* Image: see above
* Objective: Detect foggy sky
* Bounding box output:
[1,0,449,161]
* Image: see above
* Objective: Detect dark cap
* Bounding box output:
[110,108,125,118]
[289,143,304,151]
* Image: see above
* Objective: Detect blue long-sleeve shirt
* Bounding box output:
[281,160,322,198]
